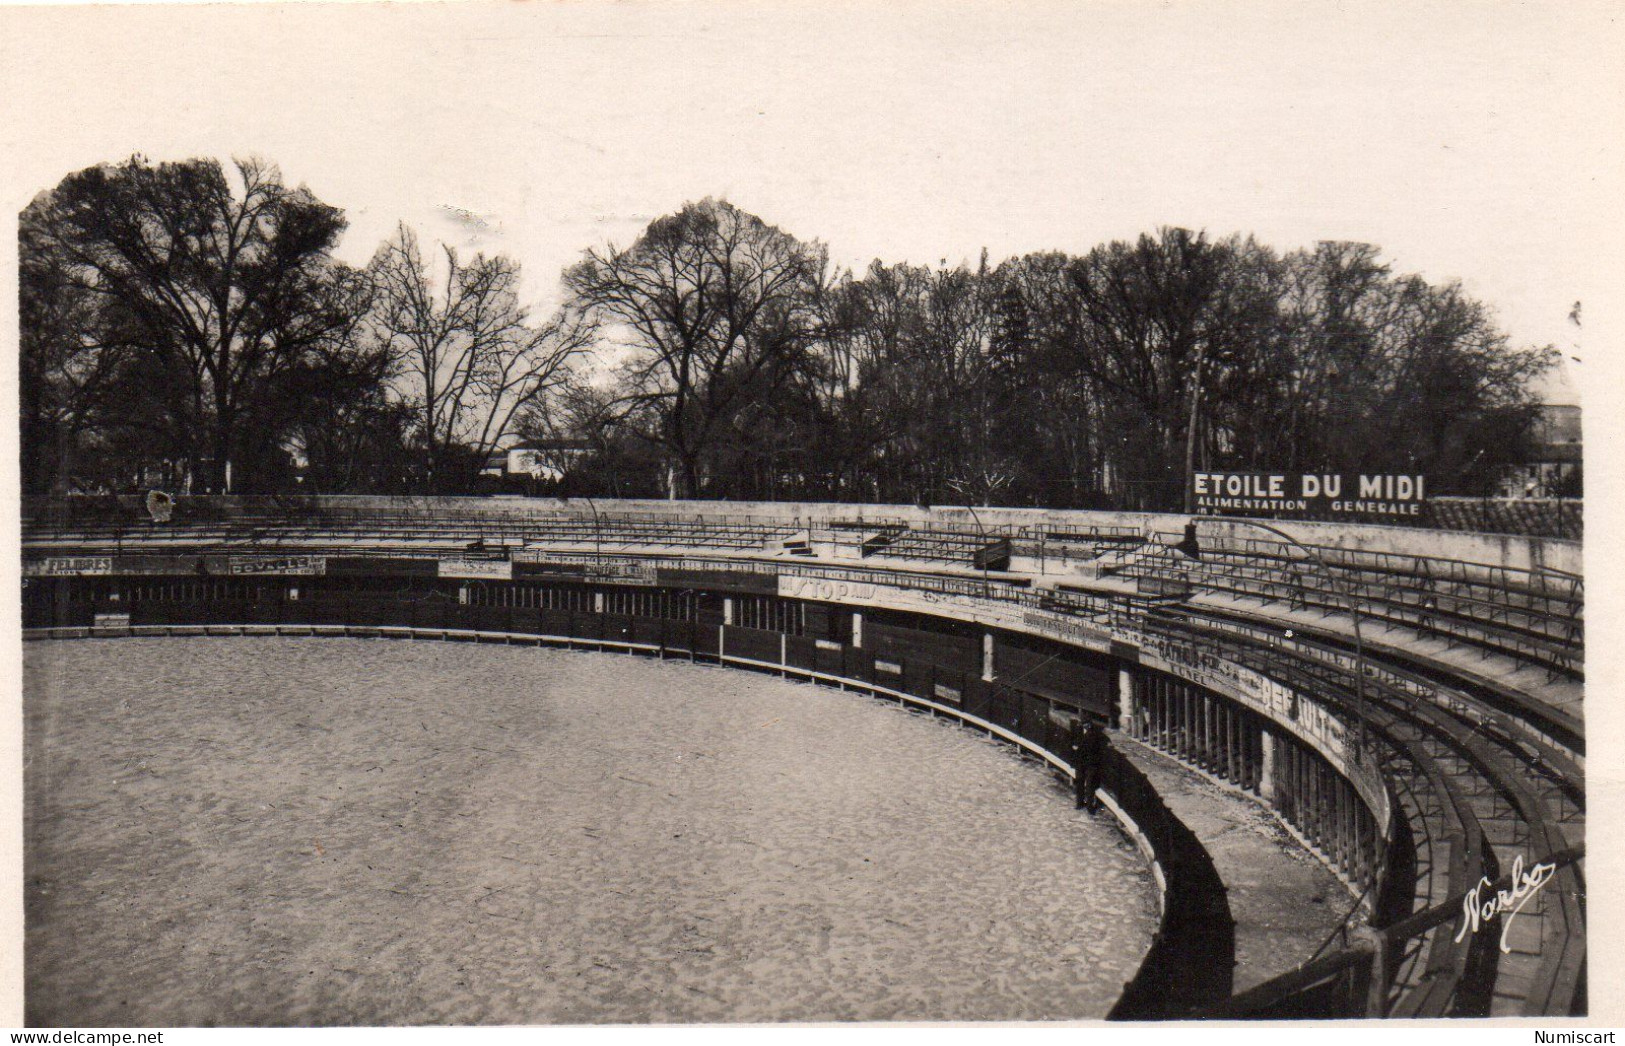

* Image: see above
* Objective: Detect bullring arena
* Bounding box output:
[21,496,1585,1022]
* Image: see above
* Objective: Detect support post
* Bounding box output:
[1352,926,1389,1017]
[1260,731,1277,802]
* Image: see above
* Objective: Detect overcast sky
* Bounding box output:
[5,0,1620,404]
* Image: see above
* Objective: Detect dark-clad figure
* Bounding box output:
[1075,718,1107,813]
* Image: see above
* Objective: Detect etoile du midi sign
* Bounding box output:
[1191,472,1428,519]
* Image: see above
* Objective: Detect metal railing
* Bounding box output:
[1204,845,1585,1018]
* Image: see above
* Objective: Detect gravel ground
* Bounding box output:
[25,638,1158,1026]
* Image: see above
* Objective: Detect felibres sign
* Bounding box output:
[1191,472,1427,518]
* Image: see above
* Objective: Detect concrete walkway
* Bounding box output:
[1113,736,1354,994]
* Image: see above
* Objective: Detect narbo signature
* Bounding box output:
[1453,853,1558,953]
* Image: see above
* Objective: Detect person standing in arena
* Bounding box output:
[1075,718,1107,813]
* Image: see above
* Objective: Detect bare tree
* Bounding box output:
[22,155,361,492]
[564,198,826,498]
[368,224,596,491]
[19,208,130,492]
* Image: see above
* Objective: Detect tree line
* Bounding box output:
[21,155,1557,508]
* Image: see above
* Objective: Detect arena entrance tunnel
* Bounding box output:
[21,494,1586,1019]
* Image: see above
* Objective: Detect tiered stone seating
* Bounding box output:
[20,495,1585,1017]
[1108,538,1582,683]
[1138,606,1583,1016]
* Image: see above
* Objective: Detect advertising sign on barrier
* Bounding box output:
[1191,472,1426,519]
[27,556,113,576]
[1018,608,1115,655]
[779,574,880,604]
[229,555,326,576]
[513,553,657,585]
[437,558,513,580]
[779,567,1020,625]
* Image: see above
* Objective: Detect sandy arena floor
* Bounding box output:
[24,638,1158,1026]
